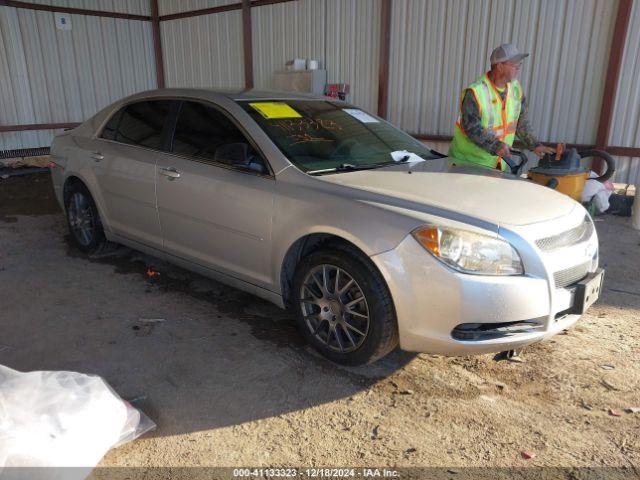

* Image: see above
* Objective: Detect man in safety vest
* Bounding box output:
[448,43,555,171]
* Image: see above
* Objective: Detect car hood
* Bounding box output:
[316,157,577,227]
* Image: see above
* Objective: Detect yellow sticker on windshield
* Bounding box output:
[249,102,302,119]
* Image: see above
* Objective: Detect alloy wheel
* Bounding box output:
[299,264,370,353]
[67,192,95,247]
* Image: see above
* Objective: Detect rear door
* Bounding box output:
[155,100,276,288]
[93,100,175,248]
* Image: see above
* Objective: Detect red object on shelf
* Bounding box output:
[325,83,350,101]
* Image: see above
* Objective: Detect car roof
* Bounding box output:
[122,88,330,103]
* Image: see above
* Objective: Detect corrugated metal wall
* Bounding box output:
[159,0,237,17]
[0,4,156,150]
[325,0,381,113]
[388,0,617,146]
[23,0,150,15]
[251,0,326,90]
[615,155,640,185]
[609,0,640,185]
[160,11,245,89]
[250,0,380,112]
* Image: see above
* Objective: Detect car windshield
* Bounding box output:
[238,100,440,174]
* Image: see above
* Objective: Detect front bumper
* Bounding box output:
[371,228,597,355]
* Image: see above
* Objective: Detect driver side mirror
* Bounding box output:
[215,143,267,174]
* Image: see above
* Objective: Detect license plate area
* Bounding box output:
[572,268,605,314]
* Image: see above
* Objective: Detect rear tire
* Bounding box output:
[292,245,398,365]
[64,182,107,254]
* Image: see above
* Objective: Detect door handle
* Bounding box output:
[91,151,104,161]
[159,167,181,180]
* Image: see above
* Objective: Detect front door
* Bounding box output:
[156,100,275,288]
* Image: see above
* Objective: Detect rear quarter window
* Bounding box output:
[100,109,122,141]
[100,100,172,150]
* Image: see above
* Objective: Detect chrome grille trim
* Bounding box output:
[452,320,546,341]
[536,216,594,252]
[554,261,591,288]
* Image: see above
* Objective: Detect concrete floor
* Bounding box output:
[1,172,638,476]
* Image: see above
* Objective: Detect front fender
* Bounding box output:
[270,176,423,293]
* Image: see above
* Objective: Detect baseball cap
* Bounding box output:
[490,43,529,64]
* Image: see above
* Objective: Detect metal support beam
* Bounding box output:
[160,3,241,22]
[0,0,150,21]
[158,0,297,22]
[242,0,254,89]
[412,134,640,158]
[250,0,298,7]
[377,0,391,119]
[150,0,165,89]
[0,123,81,132]
[595,0,633,150]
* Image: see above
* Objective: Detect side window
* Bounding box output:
[100,108,122,141]
[103,100,172,150]
[172,101,267,173]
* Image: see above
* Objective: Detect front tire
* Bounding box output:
[64,182,107,253]
[292,245,398,365]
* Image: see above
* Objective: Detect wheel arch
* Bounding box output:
[62,173,112,235]
[279,232,383,309]
[62,175,85,203]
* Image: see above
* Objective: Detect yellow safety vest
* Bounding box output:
[448,73,522,171]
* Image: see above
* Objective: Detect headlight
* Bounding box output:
[411,225,524,275]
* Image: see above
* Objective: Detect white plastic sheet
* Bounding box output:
[582,171,613,213]
[390,150,424,163]
[0,365,155,478]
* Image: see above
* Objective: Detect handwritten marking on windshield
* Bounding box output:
[289,134,335,145]
[272,118,343,146]
[274,118,343,134]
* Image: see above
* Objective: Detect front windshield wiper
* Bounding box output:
[306,153,432,175]
[307,163,386,175]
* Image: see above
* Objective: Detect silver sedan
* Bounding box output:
[50,89,603,365]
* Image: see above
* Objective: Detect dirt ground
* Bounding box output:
[0,172,638,477]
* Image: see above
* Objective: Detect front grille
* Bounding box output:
[554,261,591,288]
[536,216,594,252]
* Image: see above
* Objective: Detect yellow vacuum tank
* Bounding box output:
[527,148,615,201]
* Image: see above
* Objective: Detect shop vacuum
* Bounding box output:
[505,144,615,201]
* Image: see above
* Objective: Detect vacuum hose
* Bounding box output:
[578,149,616,182]
[503,150,528,176]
